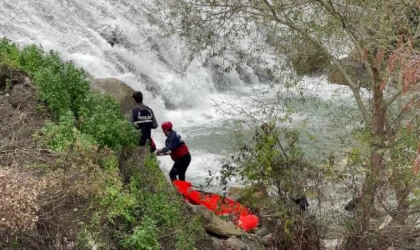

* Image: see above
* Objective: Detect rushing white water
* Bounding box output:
[0,0,358,187]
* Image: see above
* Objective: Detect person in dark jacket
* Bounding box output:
[156,121,191,181]
[129,91,158,153]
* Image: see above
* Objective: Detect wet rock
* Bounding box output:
[235,65,258,85]
[210,64,234,91]
[254,67,275,83]
[99,25,126,47]
[140,73,160,97]
[246,57,275,83]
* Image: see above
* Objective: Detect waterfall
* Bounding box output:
[0,0,356,186]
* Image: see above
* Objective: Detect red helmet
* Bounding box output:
[161,121,173,130]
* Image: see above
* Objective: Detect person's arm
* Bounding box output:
[159,132,181,154]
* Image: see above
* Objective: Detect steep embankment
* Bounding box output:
[0,38,214,250]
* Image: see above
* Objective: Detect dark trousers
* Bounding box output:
[169,153,191,181]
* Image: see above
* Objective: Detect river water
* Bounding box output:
[0,0,361,190]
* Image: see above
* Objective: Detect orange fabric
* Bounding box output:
[173,180,259,231]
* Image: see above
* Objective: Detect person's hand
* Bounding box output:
[156,149,164,156]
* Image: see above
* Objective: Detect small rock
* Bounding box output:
[261,233,272,246]
[224,237,249,250]
[255,227,270,237]
[23,77,31,85]
[211,237,224,250]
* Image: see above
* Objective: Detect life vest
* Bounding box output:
[165,130,189,160]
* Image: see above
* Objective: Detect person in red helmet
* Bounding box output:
[156,121,191,181]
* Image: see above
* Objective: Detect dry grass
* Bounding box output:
[0,168,43,232]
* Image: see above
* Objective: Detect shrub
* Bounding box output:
[0,38,90,117]
[79,93,138,151]
[218,122,322,250]
[121,217,161,250]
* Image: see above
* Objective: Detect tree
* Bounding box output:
[156,0,420,249]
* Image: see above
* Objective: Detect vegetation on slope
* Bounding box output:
[0,38,207,250]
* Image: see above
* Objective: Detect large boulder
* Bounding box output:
[91,78,134,114]
[189,204,243,238]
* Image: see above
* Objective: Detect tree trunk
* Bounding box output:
[360,75,386,245]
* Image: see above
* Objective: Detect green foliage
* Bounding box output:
[87,152,203,250]
[0,38,21,66]
[0,38,137,152]
[40,111,78,152]
[0,38,90,116]
[33,54,90,116]
[40,110,102,153]
[120,153,202,250]
[79,93,138,151]
[213,121,322,249]
[77,228,105,250]
[102,185,138,223]
[121,217,161,250]
[226,122,314,199]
